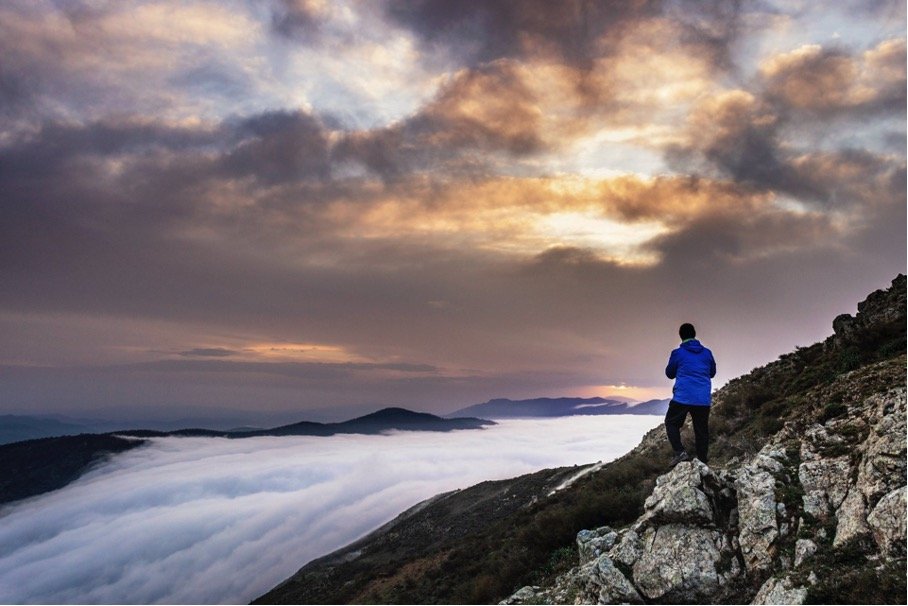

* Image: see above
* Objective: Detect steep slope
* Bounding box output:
[505,354,906,604]
[0,434,145,505]
[254,466,591,605]
[255,275,905,604]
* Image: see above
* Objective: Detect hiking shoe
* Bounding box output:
[670,451,691,467]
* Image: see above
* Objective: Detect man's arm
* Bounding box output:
[665,350,678,379]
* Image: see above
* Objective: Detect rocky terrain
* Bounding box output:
[503,355,906,604]
[258,275,906,604]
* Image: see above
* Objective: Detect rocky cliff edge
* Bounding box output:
[504,278,906,605]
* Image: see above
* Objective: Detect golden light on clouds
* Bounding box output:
[568,384,668,402]
[0,0,903,418]
[535,211,665,265]
[243,342,364,363]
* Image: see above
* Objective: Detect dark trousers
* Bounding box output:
[665,400,710,463]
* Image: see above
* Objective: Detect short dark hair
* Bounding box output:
[679,323,696,340]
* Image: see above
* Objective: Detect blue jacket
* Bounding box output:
[665,339,716,406]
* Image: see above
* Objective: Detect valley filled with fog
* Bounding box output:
[0,415,660,604]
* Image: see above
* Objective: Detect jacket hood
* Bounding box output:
[681,339,705,353]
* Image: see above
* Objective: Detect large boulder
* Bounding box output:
[855,389,907,505]
[751,575,808,605]
[605,461,740,602]
[798,454,850,518]
[576,526,617,564]
[631,524,727,601]
[595,556,643,604]
[642,461,715,526]
[735,450,784,573]
[867,486,907,556]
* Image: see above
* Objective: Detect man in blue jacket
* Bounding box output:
[665,323,716,466]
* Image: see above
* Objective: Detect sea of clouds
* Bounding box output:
[0,415,661,604]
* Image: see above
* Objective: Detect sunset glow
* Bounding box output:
[0,0,904,421]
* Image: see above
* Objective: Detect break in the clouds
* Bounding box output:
[0,416,660,604]
[0,0,904,421]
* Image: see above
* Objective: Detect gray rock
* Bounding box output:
[641,460,714,526]
[609,528,642,568]
[799,456,851,518]
[793,538,817,568]
[856,389,907,505]
[751,576,808,605]
[595,556,643,604]
[499,585,541,605]
[735,464,779,573]
[576,526,618,564]
[867,486,907,556]
[833,488,870,547]
[631,524,724,601]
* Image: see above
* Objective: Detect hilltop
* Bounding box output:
[255,275,906,604]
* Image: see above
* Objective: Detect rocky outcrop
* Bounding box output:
[503,368,906,605]
[832,275,906,347]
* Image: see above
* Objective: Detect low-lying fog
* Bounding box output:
[0,415,660,604]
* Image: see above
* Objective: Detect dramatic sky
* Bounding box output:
[1,0,905,423]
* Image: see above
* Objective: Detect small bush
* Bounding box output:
[821,402,848,422]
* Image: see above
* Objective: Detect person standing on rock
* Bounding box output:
[665,323,716,466]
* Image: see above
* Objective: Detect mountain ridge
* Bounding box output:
[448,397,670,419]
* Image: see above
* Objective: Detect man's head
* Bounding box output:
[679,323,696,340]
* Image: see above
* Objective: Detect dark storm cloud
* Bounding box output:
[664,91,817,199]
[383,0,660,68]
[1,119,223,175]
[662,0,743,71]
[0,111,340,328]
[384,0,742,71]
[334,60,545,178]
[666,36,907,207]
[220,111,332,183]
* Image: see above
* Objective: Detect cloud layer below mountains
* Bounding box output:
[0,416,660,604]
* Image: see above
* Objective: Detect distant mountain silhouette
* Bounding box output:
[448,397,670,419]
[0,415,93,445]
[116,407,495,439]
[0,407,494,505]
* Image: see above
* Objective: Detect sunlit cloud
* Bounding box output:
[759,38,906,114]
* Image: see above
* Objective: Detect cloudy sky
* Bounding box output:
[1,0,905,423]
